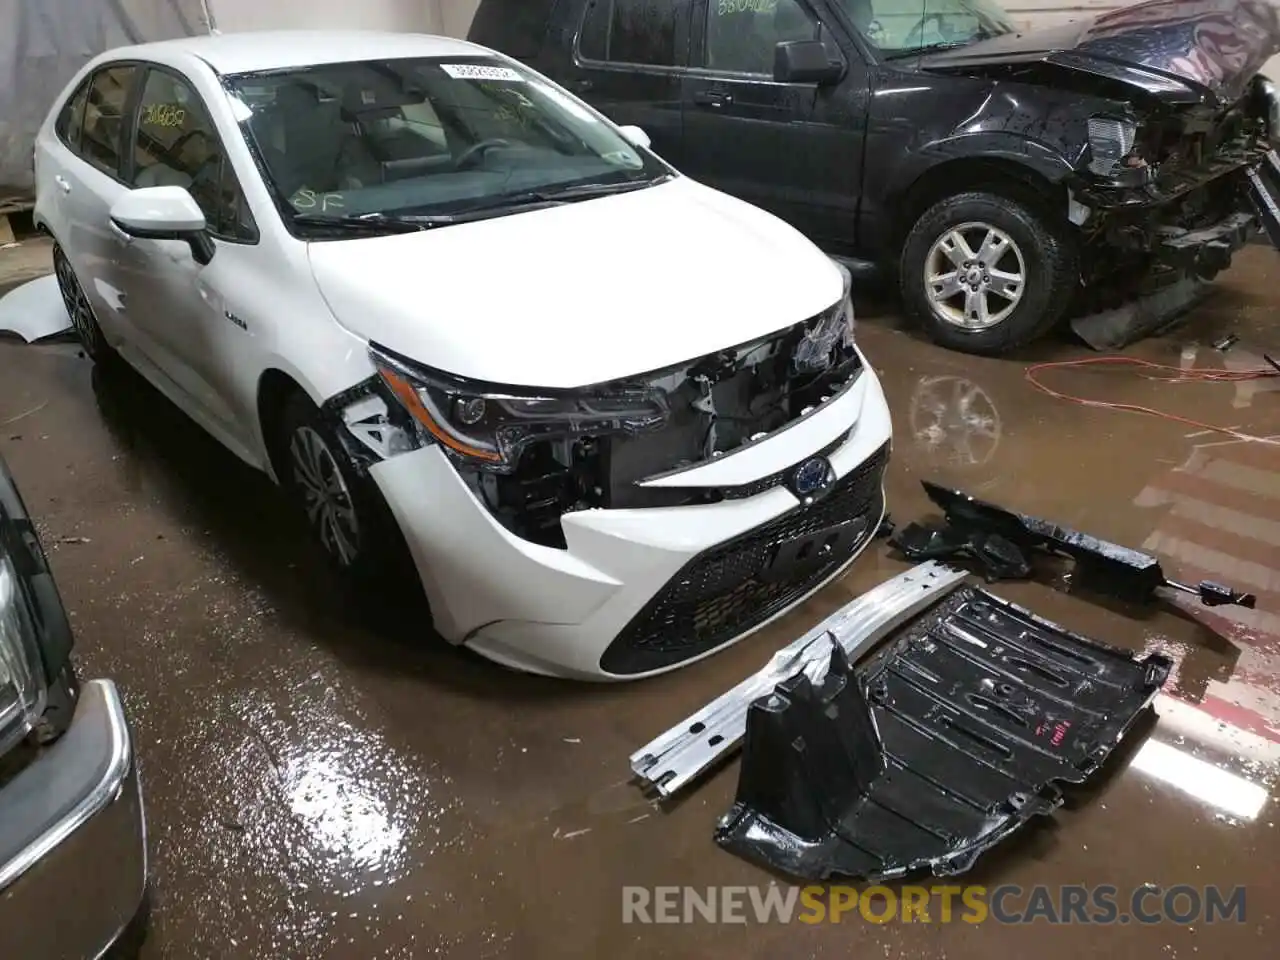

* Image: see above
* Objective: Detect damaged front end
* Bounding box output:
[1068,76,1280,346]
[330,266,863,548]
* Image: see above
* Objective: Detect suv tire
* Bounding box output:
[900,190,1077,355]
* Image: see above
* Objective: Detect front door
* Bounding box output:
[681,0,870,247]
[567,0,694,166]
[108,65,263,454]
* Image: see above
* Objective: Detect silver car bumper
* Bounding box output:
[0,679,147,959]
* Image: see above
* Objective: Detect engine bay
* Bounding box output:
[462,316,863,548]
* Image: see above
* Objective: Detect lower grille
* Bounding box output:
[599,443,889,676]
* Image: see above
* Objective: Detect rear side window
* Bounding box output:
[55,79,90,149]
[579,0,680,66]
[80,65,138,178]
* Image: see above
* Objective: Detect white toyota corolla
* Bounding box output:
[34,31,892,680]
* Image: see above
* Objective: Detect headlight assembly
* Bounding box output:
[371,346,670,473]
[1087,116,1140,178]
[0,543,47,754]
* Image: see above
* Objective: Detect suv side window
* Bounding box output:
[55,79,90,149]
[80,65,138,178]
[705,0,819,75]
[131,68,258,243]
[579,0,680,66]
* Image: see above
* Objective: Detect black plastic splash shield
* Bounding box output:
[714,586,1172,882]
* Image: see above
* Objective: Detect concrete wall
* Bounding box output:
[209,0,441,34]
[207,0,481,36]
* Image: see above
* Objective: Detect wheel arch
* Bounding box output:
[256,366,327,485]
[890,145,1074,249]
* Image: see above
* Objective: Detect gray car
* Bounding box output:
[0,452,147,958]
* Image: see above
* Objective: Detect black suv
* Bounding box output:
[472,0,1280,354]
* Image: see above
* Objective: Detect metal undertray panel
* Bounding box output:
[630,562,969,798]
[715,586,1172,882]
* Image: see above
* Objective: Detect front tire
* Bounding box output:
[52,243,115,362]
[900,190,1077,355]
[276,392,406,586]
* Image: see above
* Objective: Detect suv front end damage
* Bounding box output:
[1066,75,1280,346]
[321,275,895,680]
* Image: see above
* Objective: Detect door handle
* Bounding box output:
[692,90,734,109]
[569,78,594,93]
[108,220,133,245]
[55,175,71,194]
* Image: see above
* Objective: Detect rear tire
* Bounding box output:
[52,243,116,362]
[900,190,1077,355]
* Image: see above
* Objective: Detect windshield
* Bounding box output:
[225,56,670,227]
[835,0,1016,54]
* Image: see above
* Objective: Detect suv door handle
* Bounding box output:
[692,91,734,109]
[568,78,594,93]
[54,175,71,194]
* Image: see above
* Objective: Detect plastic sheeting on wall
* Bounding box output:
[0,0,210,197]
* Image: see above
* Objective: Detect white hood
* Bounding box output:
[306,178,843,389]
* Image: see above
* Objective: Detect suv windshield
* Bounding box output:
[226,56,670,228]
[836,0,1016,55]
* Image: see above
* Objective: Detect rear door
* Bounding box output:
[681,0,869,246]
[52,63,142,345]
[569,0,694,165]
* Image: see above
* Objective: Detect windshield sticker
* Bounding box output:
[291,188,345,212]
[715,0,778,14]
[440,63,525,82]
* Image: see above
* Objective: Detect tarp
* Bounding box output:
[0,0,209,198]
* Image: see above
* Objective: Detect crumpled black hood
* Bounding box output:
[917,0,1280,105]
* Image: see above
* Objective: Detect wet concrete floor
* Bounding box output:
[0,239,1278,958]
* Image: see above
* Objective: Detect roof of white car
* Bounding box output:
[109,30,490,76]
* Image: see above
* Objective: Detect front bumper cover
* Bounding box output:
[0,679,147,959]
[715,587,1171,882]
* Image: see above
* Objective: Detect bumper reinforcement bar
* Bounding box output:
[715,586,1171,881]
[629,561,968,798]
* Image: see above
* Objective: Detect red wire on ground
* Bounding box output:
[1024,355,1280,445]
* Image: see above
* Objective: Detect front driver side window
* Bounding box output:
[705,0,819,75]
[130,68,258,242]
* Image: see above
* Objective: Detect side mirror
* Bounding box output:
[774,39,845,85]
[109,186,215,265]
[617,124,652,150]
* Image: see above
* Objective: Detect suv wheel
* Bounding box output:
[900,190,1077,355]
[53,244,115,362]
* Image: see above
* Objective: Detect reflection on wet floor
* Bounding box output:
[0,244,1278,957]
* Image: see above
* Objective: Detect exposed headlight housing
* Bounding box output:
[1257,76,1280,143]
[0,544,47,756]
[794,259,855,374]
[371,346,670,473]
[1087,115,1140,178]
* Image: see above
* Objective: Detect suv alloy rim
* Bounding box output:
[923,222,1027,330]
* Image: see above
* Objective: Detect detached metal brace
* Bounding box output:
[630,561,969,798]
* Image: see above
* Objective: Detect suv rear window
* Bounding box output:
[579,0,680,66]
[469,0,559,60]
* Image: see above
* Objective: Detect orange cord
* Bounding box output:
[1024,356,1280,446]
